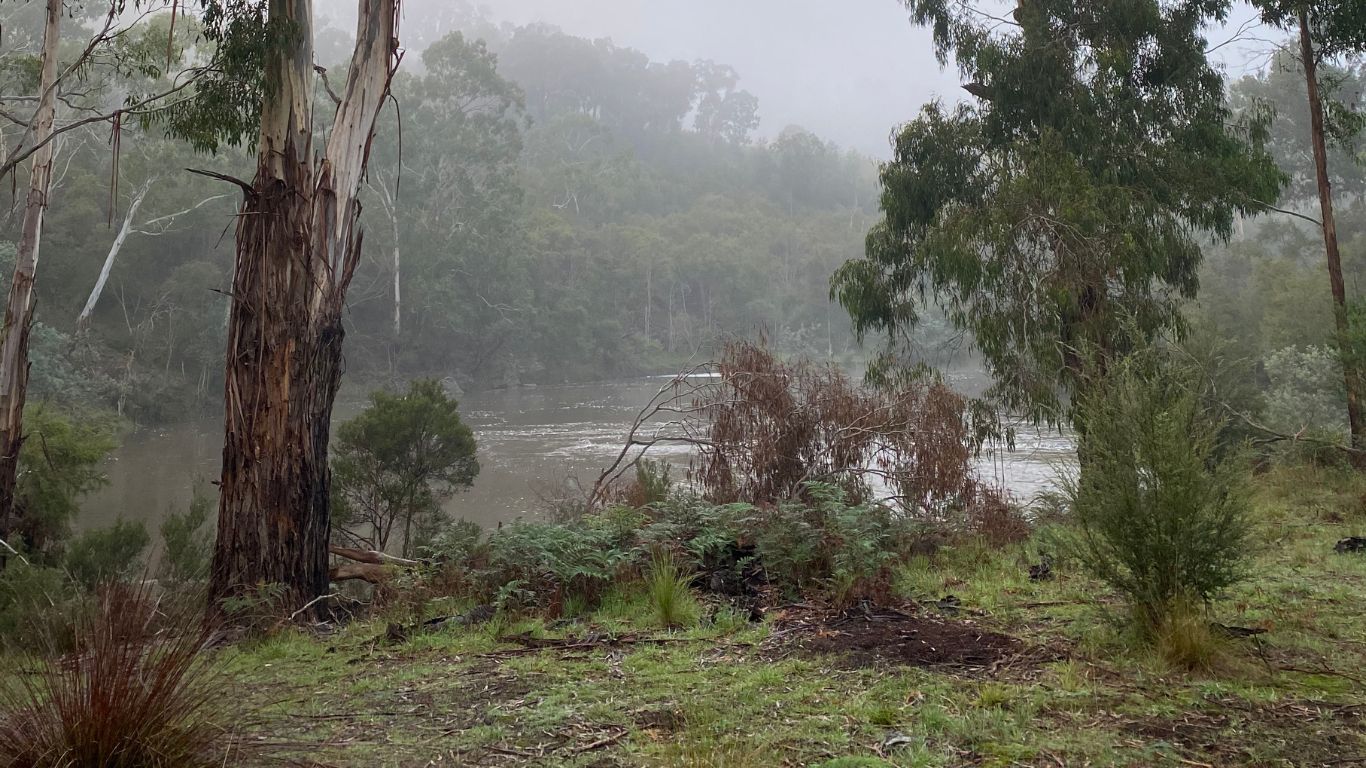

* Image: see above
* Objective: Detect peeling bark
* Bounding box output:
[0,0,60,536]
[209,0,401,618]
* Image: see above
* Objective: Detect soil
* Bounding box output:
[770,603,1036,670]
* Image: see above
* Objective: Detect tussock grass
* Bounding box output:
[645,549,699,629]
[0,584,232,768]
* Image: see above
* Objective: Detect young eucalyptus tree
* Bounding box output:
[832,0,1284,432]
[1252,1,1366,465]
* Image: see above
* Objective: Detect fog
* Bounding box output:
[321,0,1273,157]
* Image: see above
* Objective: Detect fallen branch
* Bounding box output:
[329,562,390,584]
[289,592,339,622]
[0,535,29,566]
[572,728,628,754]
[329,545,420,567]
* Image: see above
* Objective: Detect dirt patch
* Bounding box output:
[771,604,1040,670]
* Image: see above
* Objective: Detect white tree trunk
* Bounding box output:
[77,180,152,330]
[0,0,60,530]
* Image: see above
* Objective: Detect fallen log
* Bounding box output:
[329,545,421,567]
[329,561,390,584]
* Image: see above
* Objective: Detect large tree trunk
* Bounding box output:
[208,0,400,617]
[1299,11,1365,467]
[0,0,60,539]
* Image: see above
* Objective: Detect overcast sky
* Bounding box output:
[327,1,1282,158]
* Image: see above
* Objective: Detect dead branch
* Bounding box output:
[328,562,389,584]
[328,544,420,567]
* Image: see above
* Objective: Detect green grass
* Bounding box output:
[8,465,1365,767]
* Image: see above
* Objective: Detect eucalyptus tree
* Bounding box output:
[1251,1,1366,464]
[170,0,404,615]
[0,2,225,545]
[832,0,1284,430]
[0,0,61,542]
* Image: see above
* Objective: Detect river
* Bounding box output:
[81,376,1075,533]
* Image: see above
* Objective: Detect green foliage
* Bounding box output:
[9,406,118,554]
[747,484,904,602]
[484,521,633,609]
[62,520,150,591]
[1264,345,1348,436]
[146,0,286,152]
[1064,354,1252,631]
[159,489,215,582]
[644,549,699,629]
[0,562,75,651]
[332,379,478,557]
[833,0,1285,426]
[633,460,673,507]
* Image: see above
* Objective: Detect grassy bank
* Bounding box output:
[216,465,1366,767]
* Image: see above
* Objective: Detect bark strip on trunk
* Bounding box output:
[0,0,60,537]
[1299,11,1365,466]
[209,0,400,617]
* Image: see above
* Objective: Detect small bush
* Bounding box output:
[62,520,149,591]
[0,563,76,651]
[0,584,231,767]
[484,522,633,612]
[331,379,478,557]
[1066,354,1251,632]
[644,549,698,628]
[159,489,214,582]
[3,406,117,554]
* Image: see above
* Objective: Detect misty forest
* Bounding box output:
[0,0,1364,766]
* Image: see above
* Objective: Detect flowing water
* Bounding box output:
[81,376,1075,533]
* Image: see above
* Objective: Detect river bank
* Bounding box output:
[216,464,1365,767]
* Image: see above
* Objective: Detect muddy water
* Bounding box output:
[81,376,1074,533]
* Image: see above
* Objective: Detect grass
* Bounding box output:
[4,464,1365,767]
[644,549,700,629]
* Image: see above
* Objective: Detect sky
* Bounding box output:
[484,0,962,157]
[326,0,1282,158]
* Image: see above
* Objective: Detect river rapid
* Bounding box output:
[82,376,1075,533]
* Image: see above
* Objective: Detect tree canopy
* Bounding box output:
[832,0,1285,426]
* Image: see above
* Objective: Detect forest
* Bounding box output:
[0,1,1364,767]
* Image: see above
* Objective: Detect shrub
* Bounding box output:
[0,584,230,767]
[644,549,698,628]
[0,563,75,651]
[483,522,632,612]
[159,488,214,582]
[690,341,992,521]
[1,406,117,555]
[62,520,150,591]
[332,379,478,557]
[1263,345,1346,437]
[1065,354,1251,632]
